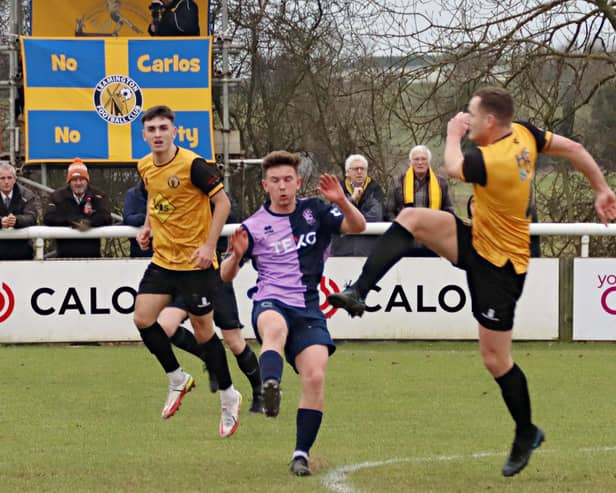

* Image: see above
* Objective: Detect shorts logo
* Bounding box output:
[319,276,340,318]
[0,282,16,323]
[93,75,143,125]
[481,308,501,322]
[197,296,210,308]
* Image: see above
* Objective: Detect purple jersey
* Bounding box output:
[241,198,344,308]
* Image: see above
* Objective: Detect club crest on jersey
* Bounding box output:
[516,147,532,181]
[167,176,180,188]
[302,208,316,225]
[93,75,143,125]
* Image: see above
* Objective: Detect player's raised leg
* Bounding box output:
[328,208,457,316]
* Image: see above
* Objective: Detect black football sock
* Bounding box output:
[295,408,323,457]
[495,363,534,440]
[170,325,202,359]
[354,221,415,298]
[139,322,180,373]
[235,344,262,392]
[198,333,232,391]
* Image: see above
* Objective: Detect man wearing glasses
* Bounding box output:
[331,154,385,257]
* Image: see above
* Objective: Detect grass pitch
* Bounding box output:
[2,341,616,492]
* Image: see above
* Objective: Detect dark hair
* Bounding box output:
[473,86,514,124]
[262,150,300,175]
[141,105,175,124]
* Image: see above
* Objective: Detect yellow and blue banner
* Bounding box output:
[30,0,209,38]
[20,36,214,163]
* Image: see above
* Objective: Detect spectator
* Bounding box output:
[467,194,541,258]
[385,145,454,256]
[43,158,112,258]
[331,154,384,256]
[148,0,199,36]
[123,180,152,257]
[0,163,38,260]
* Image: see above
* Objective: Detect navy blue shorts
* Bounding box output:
[251,298,336,372]
[137,263,216,316]
[453,216,526,331]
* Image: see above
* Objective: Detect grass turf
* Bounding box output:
[1,341,616,492]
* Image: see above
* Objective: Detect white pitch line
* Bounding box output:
[321,446,616,493]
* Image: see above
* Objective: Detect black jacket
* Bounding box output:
[0,183,37,260]
[148,0,200,36]
[43,185,112,258]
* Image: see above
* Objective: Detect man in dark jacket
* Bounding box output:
[0,163,38,260]
[123,179,153,257]
[384,145,454,256]
[148,0,199,36]
[331,154,385,257]
[43,159,112,258]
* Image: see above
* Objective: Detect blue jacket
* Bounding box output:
[123,182,153,257]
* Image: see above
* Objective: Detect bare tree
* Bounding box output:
[212,0,615,255]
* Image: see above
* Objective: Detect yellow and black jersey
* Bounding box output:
[138,146,223,271]
[460,121,553,274]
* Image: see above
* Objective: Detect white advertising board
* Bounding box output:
[0,257,559,343]
[573,258,616,340]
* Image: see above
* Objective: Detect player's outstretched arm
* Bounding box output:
[444,112,469,179]
[318,173,366,234]
[545,134,616,223]
[220,227,248,283]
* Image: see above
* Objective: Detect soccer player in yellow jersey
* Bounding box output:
[329,86,616,476]
[133,105,241,437]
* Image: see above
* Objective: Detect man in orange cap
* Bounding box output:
[43,158,112,258]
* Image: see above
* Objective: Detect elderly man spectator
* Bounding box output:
[43,158,112,258]
[0,163,38,260]
[385,145,454,256]
[331,154,385,257]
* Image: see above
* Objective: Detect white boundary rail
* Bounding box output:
[0,223,614,259]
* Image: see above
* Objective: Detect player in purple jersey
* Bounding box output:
[221,150,366,476]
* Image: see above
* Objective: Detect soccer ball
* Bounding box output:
[120,88,133,100]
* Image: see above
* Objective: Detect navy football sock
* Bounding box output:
[259,350,283,383]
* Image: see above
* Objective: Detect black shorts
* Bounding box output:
[167,278,243,330]
[137,263,218,316]
[453,217,526,331]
